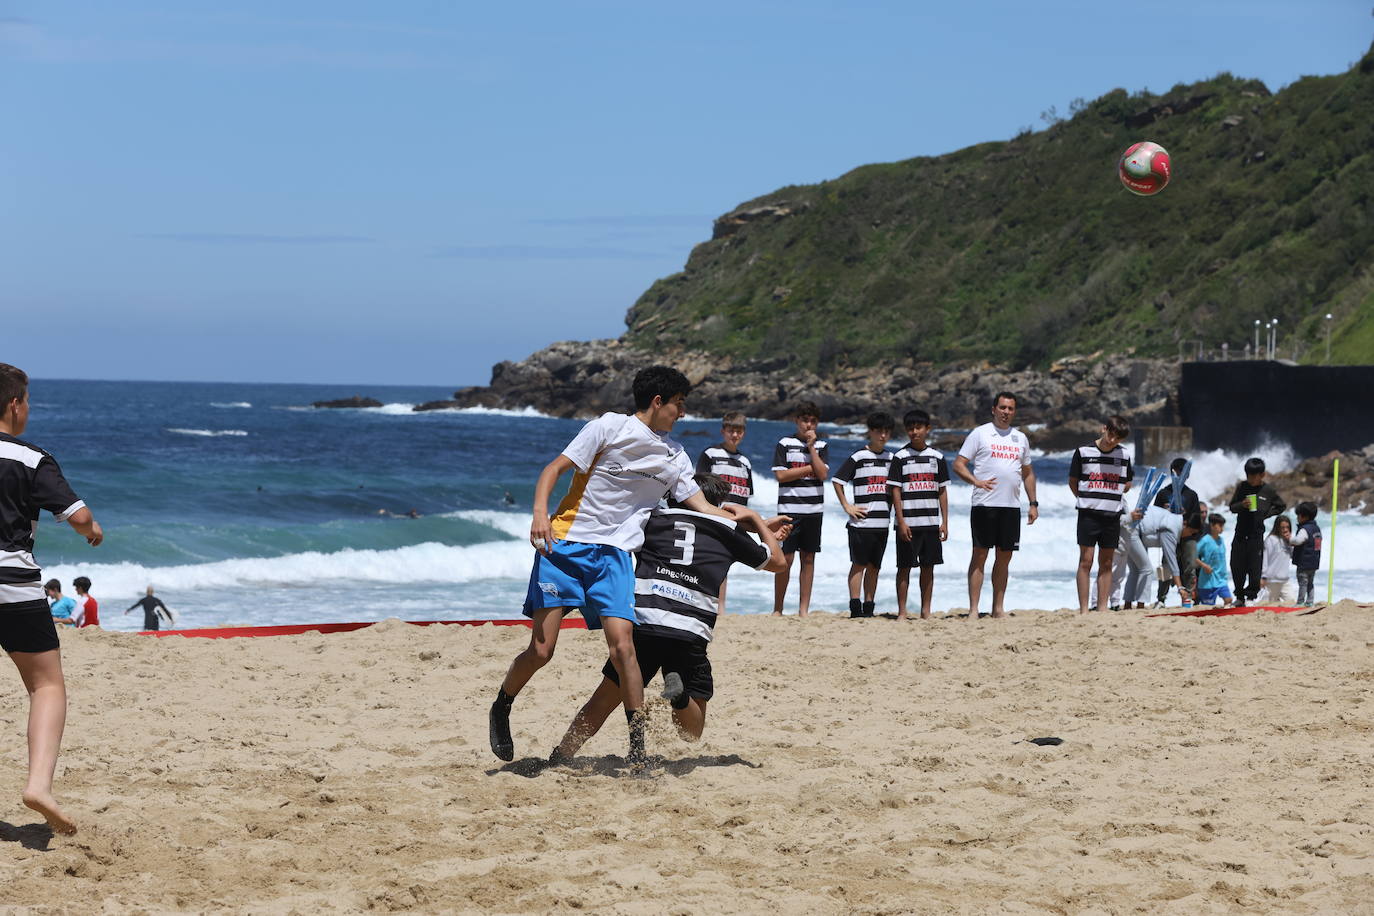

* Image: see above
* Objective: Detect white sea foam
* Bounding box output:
[49,505,1373,625]
[407,404,556,419]
[210,402,252,409]
[167,428,249,437]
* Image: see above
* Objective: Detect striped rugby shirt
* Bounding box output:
[772,436,829,516]
[633,508,769,644]
[1,433,85,612]
[1069,441,1133,514]
[832,448,893,529]
[695,446,753,506]
[887,444,949,528]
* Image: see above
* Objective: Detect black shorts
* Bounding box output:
[0,600,61,654]
[847,527,889,566]
[970,506,1020,551]
[602,632,713,702]
[1076,510,1122,549]
[782,513,823,555]
[895,527,944,568]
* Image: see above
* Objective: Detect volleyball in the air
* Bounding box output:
[1118,141,1171,196]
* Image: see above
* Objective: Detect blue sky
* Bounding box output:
[3,1,1370,386]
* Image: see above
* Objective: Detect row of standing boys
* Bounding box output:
[697,403,955,620]
[696,407,1326,615]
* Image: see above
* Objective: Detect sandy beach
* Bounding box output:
[3,603,1373,913]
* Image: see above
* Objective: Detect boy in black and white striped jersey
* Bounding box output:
[695,413,753,614]
[0,363,104,836]
[887,409,950,620]
[1068,415,1133,614]
[832,412,894,618]
[694,412,753,507]
[771,402,829,616]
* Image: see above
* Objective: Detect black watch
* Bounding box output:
[1028,501,1039,507]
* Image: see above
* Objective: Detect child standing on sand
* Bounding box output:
[1,363,104,835]
[1260,516,1296,605]
[772,401,829,617]
[1290,502,1323,606]
[488,366,733,767]
[832,412,894,618]
[1195,514,1233,608]
[887,410,949,620]
[695,412,754,613]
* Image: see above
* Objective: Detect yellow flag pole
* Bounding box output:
[1327,459,1339,605]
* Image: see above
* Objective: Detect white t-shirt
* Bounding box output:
[551,412,699,552]
[957,422,1032,508]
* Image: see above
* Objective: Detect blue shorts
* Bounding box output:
[1197,585,1233,605]
[522,540,636,630]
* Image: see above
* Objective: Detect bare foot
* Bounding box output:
[771,611,783,617]
[22,790,77,835]
[990,610,1008,619]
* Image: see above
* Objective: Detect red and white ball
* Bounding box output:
[1118,141,1171,196]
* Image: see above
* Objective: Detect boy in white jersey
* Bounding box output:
[489,367,733,766]
[1068,415,1133,614]
[887,409,949,620]
[549,474,788,762]
[772,401,829,616]
[953,392,1038,619]
[832,412,894,618]
[695,412,753,613]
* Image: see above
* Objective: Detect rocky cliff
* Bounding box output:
[422,339,1180,449]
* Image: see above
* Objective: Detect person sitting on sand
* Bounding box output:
[70,576,98,628]
[44,580,77,627]
[0,363,104,836]
[550,474,788,763]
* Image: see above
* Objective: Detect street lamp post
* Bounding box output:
[1254,319,1260,358]
[1326,313,1333,364]
[1272,318,1279,361]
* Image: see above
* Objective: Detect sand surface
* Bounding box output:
[3,603,1373,914]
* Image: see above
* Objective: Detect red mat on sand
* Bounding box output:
[143,618,588,639]
[1146,605,1316,619]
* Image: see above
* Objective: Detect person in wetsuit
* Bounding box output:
[124,587,173,631]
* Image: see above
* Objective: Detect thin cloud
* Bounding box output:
[529,215,712,229]
[144,233,375,246]
[431,244,670,262]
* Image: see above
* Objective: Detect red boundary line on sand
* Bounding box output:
[142,618,589,639]
[1146,605,1315,619]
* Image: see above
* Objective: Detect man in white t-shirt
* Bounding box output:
[952,392,1038,619]
[489,366,738,768]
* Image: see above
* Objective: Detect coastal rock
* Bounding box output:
[312,395,383,409]
[433,340,1182,435]
[1267,447,1374,514]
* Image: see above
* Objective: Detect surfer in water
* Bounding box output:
[124,587,174,631]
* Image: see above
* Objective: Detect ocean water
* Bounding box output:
[25,379,1371,632]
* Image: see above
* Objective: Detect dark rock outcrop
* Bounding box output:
[425,340,1181,445]
[1267,445,1374,514]
[312,395,383,409]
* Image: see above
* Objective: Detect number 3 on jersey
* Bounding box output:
[670,521,696,566]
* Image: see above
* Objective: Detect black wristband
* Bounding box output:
[1028,501,1039,507]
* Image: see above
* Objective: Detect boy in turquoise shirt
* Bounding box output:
[1195,514,1234,607]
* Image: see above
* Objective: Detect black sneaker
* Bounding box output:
[489,700,514,761]
[660,671,685,705]
[1235,597,1247,608]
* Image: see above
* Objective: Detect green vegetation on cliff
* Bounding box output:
[625,43,1374,372]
